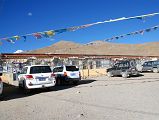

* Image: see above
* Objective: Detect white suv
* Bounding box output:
[53,65,81,85]
[18,65,56,93]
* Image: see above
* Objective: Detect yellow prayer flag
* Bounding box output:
[46,30,55,36]
[13,35,20,40]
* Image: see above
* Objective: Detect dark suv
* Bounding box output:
[140,60,159,73]
[106,60,139,78]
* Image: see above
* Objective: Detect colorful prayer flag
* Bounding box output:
[22,36,27,42]
[54,29,67,34]
[33,33,42,39]
[145,28,151,32]
[13,35,20,40]
[45,30,55,36]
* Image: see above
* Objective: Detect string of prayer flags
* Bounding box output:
[104,25,159,41]
[0,12,159,44]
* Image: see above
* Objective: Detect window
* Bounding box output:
[118,63,124,68]
[53,68,58,73]
[66,66,79,71]
[153,61,159,65]
[53,67,63,73]
[57,67,63,72]
[147,62,152,66]
[30,66,51,74]
[143,62,148,66]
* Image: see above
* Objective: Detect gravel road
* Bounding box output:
[1,73,159,120]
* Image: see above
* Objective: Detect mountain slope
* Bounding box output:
[30,40,159,56]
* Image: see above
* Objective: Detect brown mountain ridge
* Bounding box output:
[30,40,159,56]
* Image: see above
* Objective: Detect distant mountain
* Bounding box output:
[30,40,159,56]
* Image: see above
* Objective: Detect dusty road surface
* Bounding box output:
[1,73,159,120]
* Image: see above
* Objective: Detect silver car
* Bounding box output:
[139,60,159,73]
[107,61,139,78]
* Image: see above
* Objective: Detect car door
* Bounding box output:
[117,63,125,75]
[113,63,121,75]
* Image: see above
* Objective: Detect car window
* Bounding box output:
[53,68,58,73]
[66,66,79,71]
[58,67,63,72]
[143,62,148,66]
[124,62,129,67]
[30,66,51,74]
[118,63,124,68]
[147,62,152,66]
[116,62,129,68]
[114,63,119,68]
[53,67,63,72]
[153,61,159,65]
[130,61,135,66]
[21,67,28,74]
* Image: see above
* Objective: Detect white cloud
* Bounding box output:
[14,50,24,53]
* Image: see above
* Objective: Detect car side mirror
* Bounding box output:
[0,73,2,76]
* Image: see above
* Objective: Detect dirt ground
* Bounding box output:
[0,73,159,120]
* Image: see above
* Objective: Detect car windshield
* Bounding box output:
[66,66,79,71]
[30,66,51,74]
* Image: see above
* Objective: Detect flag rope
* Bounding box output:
[0,12,159,44]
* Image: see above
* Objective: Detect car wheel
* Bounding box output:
[153,68,158,73]
[23,81,30,94]
[121,72,128,78]
[56,78,61,85]
[107,72,113,77]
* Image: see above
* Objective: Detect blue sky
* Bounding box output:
[0,0,159,53]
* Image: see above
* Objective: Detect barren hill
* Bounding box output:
[30,40,159,56]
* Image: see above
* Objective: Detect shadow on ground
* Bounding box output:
[109,73,144,79]
[0,79,96,101]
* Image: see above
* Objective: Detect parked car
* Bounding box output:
[106,60,139,78]
[138,60,159,73]
[53,65,81,85]
[18,65,56,93]
[0,73,3,96]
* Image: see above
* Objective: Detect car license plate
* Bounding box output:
[37,77,46,81]
[71,73,76,76]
